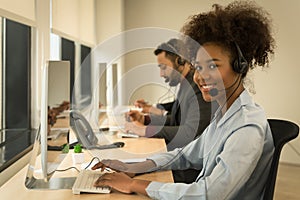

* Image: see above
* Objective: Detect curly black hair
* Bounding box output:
[181,0,275,73]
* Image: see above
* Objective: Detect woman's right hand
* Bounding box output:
[92,159,157,178]
[91,159,135,177]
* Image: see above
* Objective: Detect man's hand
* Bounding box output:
[124,121,146,137]
[134,99,166,116]
[134,99,152,113]
[126,110,144,124]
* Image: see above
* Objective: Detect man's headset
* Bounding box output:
[154,39,188,101]
[157,40,187,70]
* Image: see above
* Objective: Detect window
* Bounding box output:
[80,45,92,107]
[60,38,92,110]
[61,37,75,104]
[0,18,34,172]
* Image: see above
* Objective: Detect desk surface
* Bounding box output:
[0,166,172,200]
[0,133,173,200]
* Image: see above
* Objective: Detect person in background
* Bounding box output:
[125,38,214,183]
[92,1,275,199]
[47,101,70,134]
[125,39,213,149]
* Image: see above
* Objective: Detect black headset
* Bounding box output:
[162,41,187,67]
[176,57,186,66]
[233,42,248,74]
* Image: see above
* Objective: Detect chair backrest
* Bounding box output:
[263,119,299,200]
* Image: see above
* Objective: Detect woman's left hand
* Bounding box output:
[94,172,134,194]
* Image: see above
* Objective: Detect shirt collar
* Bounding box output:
[214,90,252,127]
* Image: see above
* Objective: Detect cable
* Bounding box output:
[157,86,176,104]
[84,157,101,169]
[47,157,101,176]
[148,76,243,172]
[47,166,80,176]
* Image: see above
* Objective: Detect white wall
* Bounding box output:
[95,0,125,107]
[95,0,124,44]
[251,0,300,164]
[122,0,300,164]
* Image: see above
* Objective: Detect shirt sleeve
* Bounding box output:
[147,135,205,171]
[146,97,202,149]
[152,104,168,115]
[146,125,265,200]
[156,101,174,112]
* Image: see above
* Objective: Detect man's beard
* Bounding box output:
[166,70,181,87]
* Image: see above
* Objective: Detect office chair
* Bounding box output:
[263,119,299,200]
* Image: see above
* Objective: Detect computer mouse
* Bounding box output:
[113,142,125,148]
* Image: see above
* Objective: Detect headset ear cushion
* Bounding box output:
[239,61,248,74]
[233,60,240,73]
[233,42,248,74]
[176,57,186,66]
[233,59,248,74]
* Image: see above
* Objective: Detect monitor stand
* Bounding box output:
[25,177,76,190]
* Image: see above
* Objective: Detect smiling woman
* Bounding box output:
[89,1,277,199]
[193,43,244,109]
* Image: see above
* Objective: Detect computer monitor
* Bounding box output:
[25,61,75,189]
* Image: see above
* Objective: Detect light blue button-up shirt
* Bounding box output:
[146,90,274,200]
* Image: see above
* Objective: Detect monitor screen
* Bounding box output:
[41,60,70,180]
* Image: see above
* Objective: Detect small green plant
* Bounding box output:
[62,143,69,153]
[74,144,83,153]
